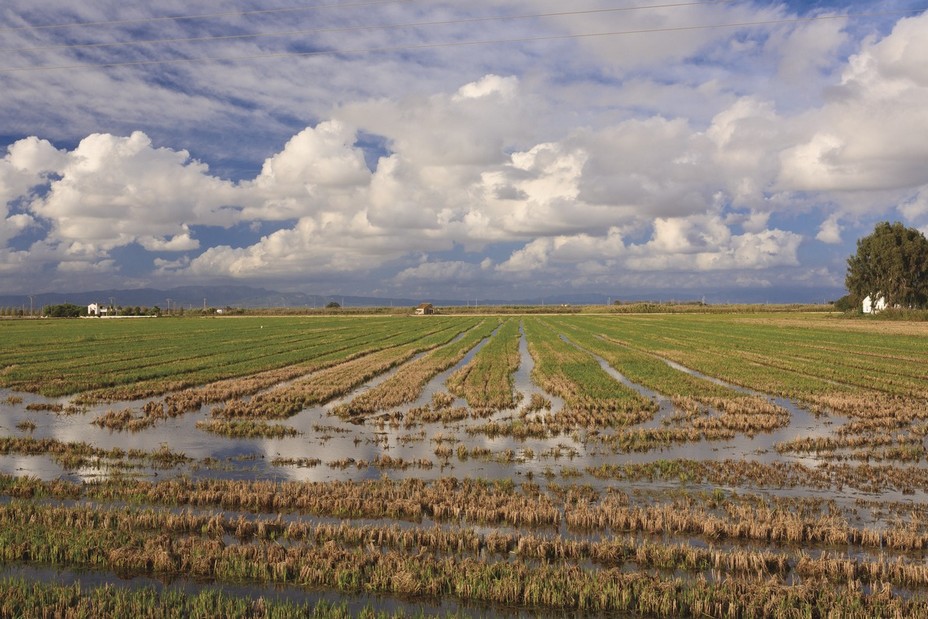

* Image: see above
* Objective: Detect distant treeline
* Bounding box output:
[240,302,835,316]
[2,301,847,318]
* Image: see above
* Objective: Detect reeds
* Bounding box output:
[0,436,190,470]
[1,501,927,616]
[15,420,36,432]
[0,578,429,618]
[23,402,83,414]
[446,318,522,411]
[196,419,301,438]
[333,320,498,419]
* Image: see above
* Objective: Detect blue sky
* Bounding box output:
[1,0,927,301]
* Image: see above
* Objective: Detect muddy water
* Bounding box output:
[0,322,919,505]
[657,356,849,452]
[512,322,567,415]
[558,334,673,430]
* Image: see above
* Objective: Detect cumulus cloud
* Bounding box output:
[779,12,928,195]
[139,229,200,252]
[495,217,799,277]
[626,222,802,271]
[395,260,489,283]
[816,214,843,244]
[1,137,66,245]
[29,132,239,254]
[3,6,928,297]
[898,188,928,220]
[339,74,534,169]
[246,120,371,221]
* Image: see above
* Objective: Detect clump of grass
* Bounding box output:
[271,457,322,468]
[196,419,301,439]
[0,578,432,618]
[523,393,552,414]
[15,420,36,433]
[0,436,190,470]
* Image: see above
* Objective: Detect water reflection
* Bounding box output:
[0,320,917,504]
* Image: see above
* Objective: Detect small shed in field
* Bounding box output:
[414,302,434,315]
[862,294,887,314]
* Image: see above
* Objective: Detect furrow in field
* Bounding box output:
[212,319,481,419]
[548,317,791,445]
[445,317,522,413]
[471,318,655,438]
[332,318,499,419]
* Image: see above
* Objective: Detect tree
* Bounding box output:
[832,294,856,312]
[846,222,928,309]
[325,301,341,309]
[43,303,84,318]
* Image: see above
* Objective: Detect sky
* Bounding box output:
[1,0,927,301]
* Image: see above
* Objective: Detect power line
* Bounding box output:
[0,0,421,33]
[0,9,921,74]
[2,2,736,55]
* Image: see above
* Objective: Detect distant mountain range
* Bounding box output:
[0,284,847,311]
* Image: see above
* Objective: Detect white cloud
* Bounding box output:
[898,188,928,220]
[153,256,191,273]
[57,258,116,274]
[627,216,801,271]
[496,217,799,276]
[339,74,535,169]
[779,12,928,195]
[816,214,843,244]
[139,230,200,252]
[29,132,239,253]
[1,137,66,245]
[2,4,927,297]
[453,74,518,101]
[246,120,371,221]
[395,260,486,283]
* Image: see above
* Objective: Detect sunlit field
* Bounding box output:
[2,312,928,617]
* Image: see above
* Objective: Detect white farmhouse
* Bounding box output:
[862,294,887,314]
[87,303,109,316]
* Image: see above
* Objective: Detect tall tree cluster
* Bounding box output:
[846,222,928,309]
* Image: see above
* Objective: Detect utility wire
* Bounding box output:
[1,2,738,54]
[0,0,421,33]
[0,9,921,74]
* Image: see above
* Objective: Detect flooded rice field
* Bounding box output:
[1,312,928,617]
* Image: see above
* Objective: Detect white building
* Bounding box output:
[862,294,887,314]
[87,303,109,316]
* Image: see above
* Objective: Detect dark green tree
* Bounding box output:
[43,303,84,318]
[846,222,928,309]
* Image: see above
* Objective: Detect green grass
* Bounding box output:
[446,317,522,410]
[0,316,470,398]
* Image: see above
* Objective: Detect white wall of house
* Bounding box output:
[862,294,887,314]
[87,303,109,316]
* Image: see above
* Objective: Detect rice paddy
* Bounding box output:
[1,310,928,617]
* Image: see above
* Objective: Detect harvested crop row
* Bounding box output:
[196,419,301,438]
[446,318,522,412]
[552,318,791,436]
[521,318,655,428]
[0,579,382,619]
[212,319,480,419]
[75,318,437,403]
[332,319,499,418]
[0,502,926,616]
[92,319,466,428]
